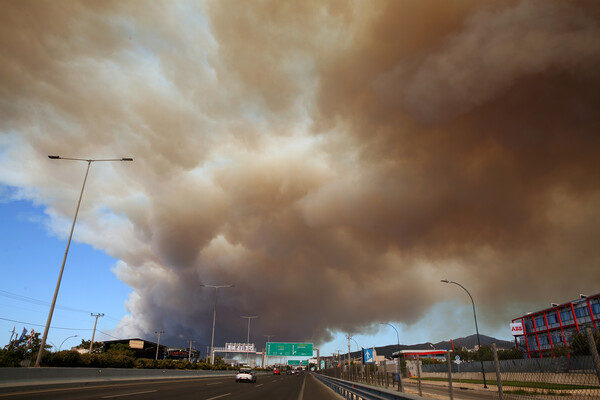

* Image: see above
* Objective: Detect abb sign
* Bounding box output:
[510,322,524,336]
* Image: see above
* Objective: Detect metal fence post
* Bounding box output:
[384,361,389,388]
[417,355,422,397]
[492,343,503,400]
[447,349,454,400]
[398,358,404,392]
[586,327,600,385]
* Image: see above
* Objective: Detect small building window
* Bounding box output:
[535,316,546,329]
[574,307,589,318]
[560,309,573,322]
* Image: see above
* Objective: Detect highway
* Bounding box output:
[0,372,342,400]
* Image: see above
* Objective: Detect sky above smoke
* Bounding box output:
[1,0,599,349]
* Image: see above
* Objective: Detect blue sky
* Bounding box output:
[0,195,130,351]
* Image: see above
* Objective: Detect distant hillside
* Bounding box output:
[344,334,515,359]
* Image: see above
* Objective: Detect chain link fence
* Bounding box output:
[320,328,600,399]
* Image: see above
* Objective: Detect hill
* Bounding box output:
[344,334,515,359]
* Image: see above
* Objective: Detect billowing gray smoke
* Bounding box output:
[1,0,598,348]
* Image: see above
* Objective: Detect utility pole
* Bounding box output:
[264,335,274,368]
[346,335,352,365]
[188,339,196,362]
[89,313,104,353]
[155,331,164,360]
[346,335,352,380]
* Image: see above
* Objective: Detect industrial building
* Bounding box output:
[511,293,600,358]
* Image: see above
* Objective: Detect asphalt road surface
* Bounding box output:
[0,372,342,400]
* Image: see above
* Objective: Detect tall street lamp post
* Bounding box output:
[35,156,133,367]
[380,322,403,392]
[241,316,258,366]
[441,279,488,388]
[201,284,234,364]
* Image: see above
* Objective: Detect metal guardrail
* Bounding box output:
[313,373,434,400]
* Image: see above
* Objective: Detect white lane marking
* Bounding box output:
[207,382,223,385]
[256,384,264,387]
[206,394,231,400]
[101,390,157,399]
[297,375,306,400]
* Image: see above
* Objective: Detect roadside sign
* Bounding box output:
[364,348,374,364]
[266,342,313,356]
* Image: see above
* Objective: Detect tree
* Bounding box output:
[0,332,52,367]
[75,339,103,353]
[569,329,600,356]
[497,347,525,360]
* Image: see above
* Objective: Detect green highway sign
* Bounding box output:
[287,359,309,366]
[266,342,313,356]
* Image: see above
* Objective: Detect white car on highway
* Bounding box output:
[235,367,257,383]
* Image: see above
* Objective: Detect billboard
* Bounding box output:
[225,343,255,352]
[129,340,144,349]
[510,322,524,336]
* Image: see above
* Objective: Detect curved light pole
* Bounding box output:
[35,156,133,367]
[380,322,403,392]
[441,279,487,388]
[58,335,78,352]
[201,284,234,364]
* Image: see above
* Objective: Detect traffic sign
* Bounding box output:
[266,342,313,356]
[364,348,374,364]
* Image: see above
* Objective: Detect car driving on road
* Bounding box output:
[236,367,257,383]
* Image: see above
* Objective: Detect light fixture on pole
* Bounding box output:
[241,316,258,365]
[58,335,78,352]
[89,313,104,353]
[441,279,488,388]
[200,284,234,364]
[35,155,133,367]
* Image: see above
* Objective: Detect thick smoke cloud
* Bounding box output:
[1,0,598,348]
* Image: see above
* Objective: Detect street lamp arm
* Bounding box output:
[380,322,400,346]
[441,278,487,388]
[58,335,78,352]
[48,155,133,162]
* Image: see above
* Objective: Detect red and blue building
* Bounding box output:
[512,293,600,358]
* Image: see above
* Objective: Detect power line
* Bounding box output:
[0,317,126,341]
[0,289,123,322]
[0,316,93,331]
